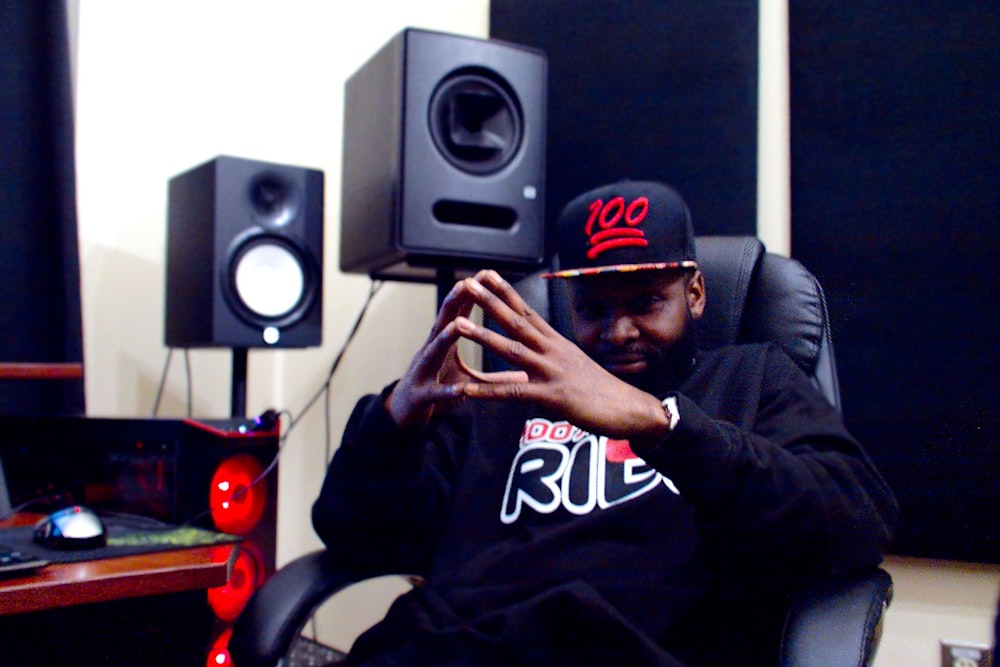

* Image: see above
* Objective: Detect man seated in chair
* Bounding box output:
[313,181,898,666]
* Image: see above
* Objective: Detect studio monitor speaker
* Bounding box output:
[165,155,324,348]
[340,29,547,282]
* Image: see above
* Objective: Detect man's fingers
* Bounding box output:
[427,278,477,339]
[412,319,465,383]
[461,381,534,401]
[454,348,530,384]
[417,382,465,404]
[475,271,560,340]
[454,315,545,374]
[461,278,551,358]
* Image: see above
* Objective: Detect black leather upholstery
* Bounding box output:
[693,236,765,351]
[231,550,363,667]
[779,569,893,667]
[230,236,891,667]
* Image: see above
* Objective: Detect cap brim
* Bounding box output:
[542,260,698,279]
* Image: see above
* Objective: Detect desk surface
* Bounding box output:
[0,514,235,615]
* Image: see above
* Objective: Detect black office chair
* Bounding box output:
[230,236,893,667]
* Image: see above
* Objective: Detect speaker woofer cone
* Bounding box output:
[224,234,318,330]
[428,68,523,175]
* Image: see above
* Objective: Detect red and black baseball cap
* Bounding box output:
[544,180,698,279]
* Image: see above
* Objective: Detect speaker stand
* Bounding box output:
[231,348,248,417]
[435,268,456,311]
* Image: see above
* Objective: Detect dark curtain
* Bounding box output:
[0,1,85,414]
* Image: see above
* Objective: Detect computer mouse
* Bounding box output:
[33,505,108,550]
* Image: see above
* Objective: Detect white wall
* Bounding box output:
[77,0,488,554]
[74,0,488,649]
[74,1,997,663]
[879,556,998,666]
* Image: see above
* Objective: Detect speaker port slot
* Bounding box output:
[432,200,517,229]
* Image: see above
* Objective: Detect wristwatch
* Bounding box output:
[661,395,680,431]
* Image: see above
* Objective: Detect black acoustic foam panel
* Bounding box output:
[490,0,759,245]
[790,3,999,563]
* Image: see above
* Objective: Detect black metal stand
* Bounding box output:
[435,268,456,311]
[231,347,248,418]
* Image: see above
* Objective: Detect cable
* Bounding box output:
[150,347,193,417]
[182,279,384,527]
[179,408,292,529]
[151,348,173,416]
[324,372,333,463]
[184,348,192,416]
[285,279,384,442]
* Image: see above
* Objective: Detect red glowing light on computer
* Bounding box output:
[209,454,266,535]
[208,544,263,623]
[206,628,233,667]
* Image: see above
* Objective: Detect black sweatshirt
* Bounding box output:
[313,343,898,666]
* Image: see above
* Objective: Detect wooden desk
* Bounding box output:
[0,514,235,616]
[0,544,235,616]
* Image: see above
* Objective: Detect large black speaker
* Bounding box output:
[165,155,324,348]
[340,29,547,282]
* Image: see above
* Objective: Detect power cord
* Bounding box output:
[284,279,384,447]
[180,279,385,527]
[152,347,192,417]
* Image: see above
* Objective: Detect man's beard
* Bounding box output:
[603,310,700,395]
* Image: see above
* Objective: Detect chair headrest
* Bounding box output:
[741,253,830,380]
[695,235,829,376]
[694,236,765,350]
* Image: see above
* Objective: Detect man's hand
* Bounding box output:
[384,274,528,428]
[454,271,672,444]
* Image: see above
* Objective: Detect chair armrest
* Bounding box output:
[779,568,894,667]
[229,549,364,667]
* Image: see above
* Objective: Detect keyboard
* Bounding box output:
[0,545,49,577]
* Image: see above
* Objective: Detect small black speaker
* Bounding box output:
[165,155,324,348]
[340,28,547,282]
